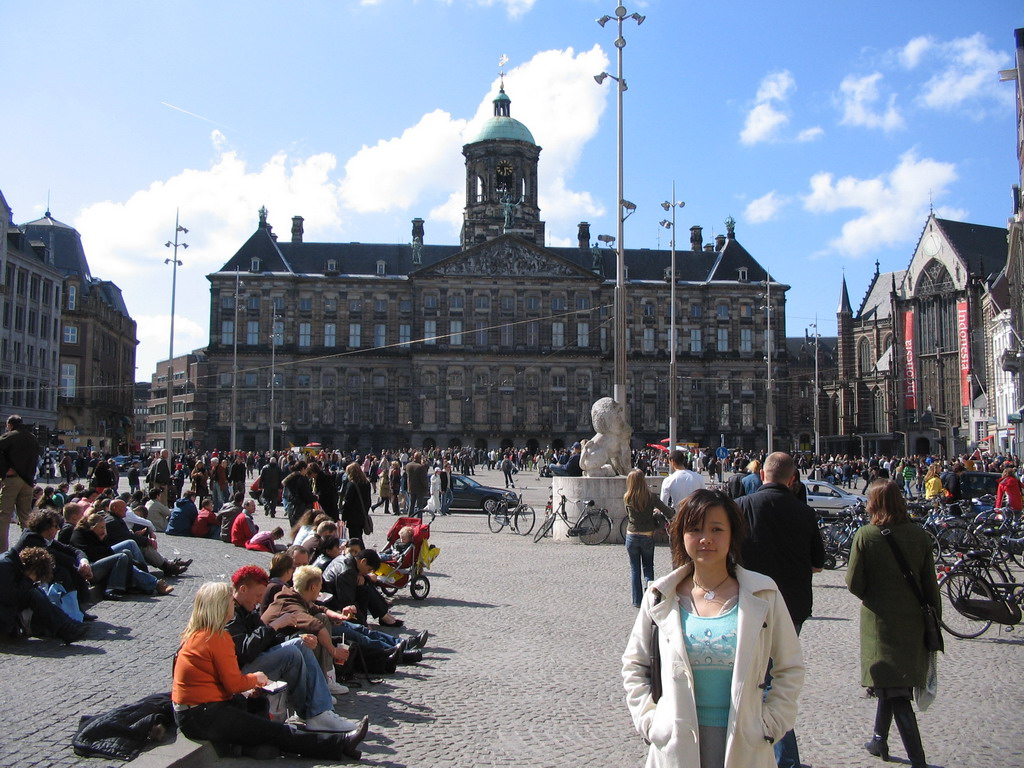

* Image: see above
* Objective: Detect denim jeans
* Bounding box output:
[130,565,158,593]
[625,533,656,606]
[242,637,333,719]
[90,552,131,592]
[111,539,147,570]
[332,621,400,653]
[440,489,453,516]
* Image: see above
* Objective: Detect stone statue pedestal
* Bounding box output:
[550,475,665,544]
[551,476,627,543]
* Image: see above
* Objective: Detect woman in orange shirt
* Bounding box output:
[172,582,367,760]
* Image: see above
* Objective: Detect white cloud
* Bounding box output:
[838,73,904,131]
[740,71,795,145]
[744,191,788,224]
[918,33,1012,111]
[802,149,959,257]
[900,36,934,69]
[796,126,824,142]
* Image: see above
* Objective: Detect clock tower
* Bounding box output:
[461,86,544,247]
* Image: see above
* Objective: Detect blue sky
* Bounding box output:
[2,0,1020,380]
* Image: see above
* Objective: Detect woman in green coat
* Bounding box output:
[846,480,939,768]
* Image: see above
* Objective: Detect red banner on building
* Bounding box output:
[957,300,971,409]
[903,310,916,412]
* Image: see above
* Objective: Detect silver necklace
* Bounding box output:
[693,574,730,601]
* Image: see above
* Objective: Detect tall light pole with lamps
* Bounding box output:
[163,211,188,455]
[660,187,684,452]
[268,314,281,452]
[230,269,242,453]
[809,316,821,458]
[596,4,644,412]
[762,275,775,452]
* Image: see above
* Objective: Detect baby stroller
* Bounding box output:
[375,516,439,601]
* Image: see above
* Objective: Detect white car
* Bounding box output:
[804,480,866,514]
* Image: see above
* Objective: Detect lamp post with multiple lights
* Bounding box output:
[763,275,775,452]
[230,269,242,453]
[163,211,188,455]
[660,186,685,453]
[268,314,280,452]
[595,4,644,412]
[809,316,821,458]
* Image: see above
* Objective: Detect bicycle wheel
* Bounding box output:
[487,507,508,533]
[514,505,536,536]
[618,515,628,541]
[579,511,611,545]
[533,512,556,543]
[939,571,993,639]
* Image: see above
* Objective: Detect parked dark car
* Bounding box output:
[449,474,517,513]
[960,471,999,499]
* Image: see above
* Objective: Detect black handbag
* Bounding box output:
[880,527,944,653]
[649,590,663,702]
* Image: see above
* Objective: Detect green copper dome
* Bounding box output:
[468,86,536,145]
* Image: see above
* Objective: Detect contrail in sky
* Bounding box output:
[161,101,230,129]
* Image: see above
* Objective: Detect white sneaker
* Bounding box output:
[285,714,305,727]
[327,680,349,696]
[304,710,360,732]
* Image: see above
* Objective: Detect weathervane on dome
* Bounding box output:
[498,54,509,89]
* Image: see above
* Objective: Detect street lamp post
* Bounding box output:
[810,316,820,458]
[163,211,188,456]
[763,275,774,452]
[230,269,241,453]
[596,4,644,412]
[269,314,280,452]
[660,187,684,452]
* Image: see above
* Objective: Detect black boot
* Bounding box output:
[891,697,927,768]
[864,696,892,761]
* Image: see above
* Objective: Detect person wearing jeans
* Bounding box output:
[622,469,674,607]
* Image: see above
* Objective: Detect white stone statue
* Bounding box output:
[579,397,632,477]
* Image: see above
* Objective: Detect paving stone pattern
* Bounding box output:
[1,468,1023,767]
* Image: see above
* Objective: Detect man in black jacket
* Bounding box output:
[103,499,189,577]
[0,545,87,643]
[226,565,364,732]
[737,451,825,768]
[0,414,40,551]
[322,548,403,628]
[146,449,172,504]
[259,457,283,517]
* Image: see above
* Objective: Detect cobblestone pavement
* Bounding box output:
[2,468,1023,767]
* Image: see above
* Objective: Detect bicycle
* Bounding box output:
[618,505,674,544]
[938,549,1024,639]
[533,494,611,545]
[487,491,536,536]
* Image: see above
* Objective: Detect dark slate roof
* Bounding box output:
[857,269,906,322]
[20,211,92,280]
[214,224,776,286]
[93,280,131,317]
[838,275,852,314]
[934,217,1008,280]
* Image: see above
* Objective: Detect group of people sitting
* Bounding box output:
[172,540,430,760]
[0,492,193,644]
[162,489,285,552]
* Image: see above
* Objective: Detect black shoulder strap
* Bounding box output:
[879,527,927,608]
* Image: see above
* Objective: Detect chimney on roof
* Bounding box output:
[689,225,703,252]
[704,243,715,252]
[715,234,726,250]
[291,216,304,243]
[412,218,424,244]
[578,221,591,251]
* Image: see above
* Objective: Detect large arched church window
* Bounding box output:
[858,338,873,374]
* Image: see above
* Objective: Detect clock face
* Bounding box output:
[922,232,940,257]
[497,160,514,177]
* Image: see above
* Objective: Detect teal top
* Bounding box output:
[682,602,738,727]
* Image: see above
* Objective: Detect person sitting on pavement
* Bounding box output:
[548,442,583,477]
[311,536,344,572]
[300,520,340,558]
[57,501,87,545]
[144,487,173,532]
[230,498,260,548]
[218,492,245,543]
[11,509,93,616]
[246,526,285,553]
[322,547,403,628]
[226,565,364,732]
[104,499,190,577]
[291,509,329,549]
[0,546,88,644]
[260,552,297,614]
[263,559,424,672]
[173,581,367,760]
[260,564,353,685]
[164,491,199,536]
[70,513,173,597]
[191,498,220,539]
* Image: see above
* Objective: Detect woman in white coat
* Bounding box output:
[622,489,804,768]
